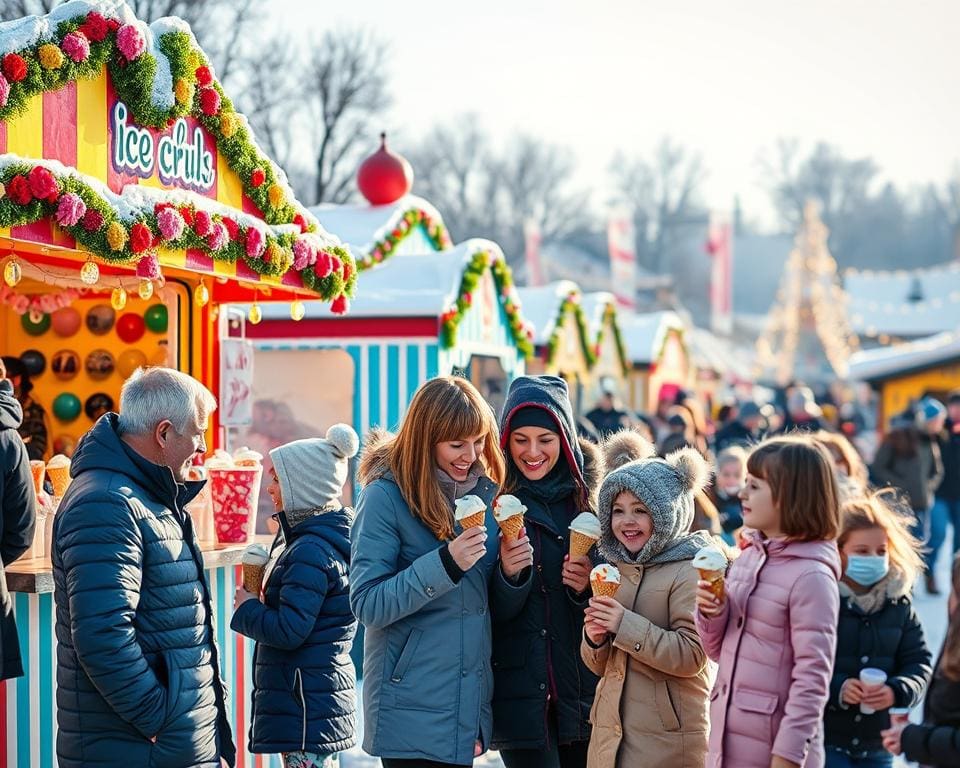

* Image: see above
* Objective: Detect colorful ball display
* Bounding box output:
[20,349,46,377]
[53,392,82,422]
[144,304,168,334]
[116,312,146,343]
[21,312,50,336]
[85,349,116,380]
[84,392,114,421]
[117,348,148,379]
[51,349,81,380]
[85,304,116,335]
[52,307,82,337]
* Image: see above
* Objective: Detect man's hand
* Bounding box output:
[499,528,533,578]
[561,554,592,593]
[585,596,625,635]
[233,585,257,611]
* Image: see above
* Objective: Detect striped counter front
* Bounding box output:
[2,545,288,768]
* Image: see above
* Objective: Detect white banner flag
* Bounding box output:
[607,208,636,311]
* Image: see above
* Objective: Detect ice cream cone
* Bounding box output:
[497,514,525,541]
[30,461,46,496]
[590,575,620,598]
[459,511,486,529]
[46,464,71,498]
[697,568,725,600]
[242,562,265,594]
[569,530,598,558]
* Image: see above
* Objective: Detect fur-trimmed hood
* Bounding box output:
[579,435,605,511]
[602,428,656,471]
[357,427,393,487]
[839,564,912,614]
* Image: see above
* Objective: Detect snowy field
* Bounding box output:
[341,552,953,768]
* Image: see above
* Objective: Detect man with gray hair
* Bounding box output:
[52,367,235,767]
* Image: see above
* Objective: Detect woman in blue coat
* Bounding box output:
[232,425,361,767]
[350,376,533,767]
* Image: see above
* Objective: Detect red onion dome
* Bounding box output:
[357,132,413,205]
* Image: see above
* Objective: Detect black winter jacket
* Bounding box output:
[0,378,36,681]
[936,420,960,500]
[52,414,235,767]
[823,573,932,756]
[491,375,603,750]
[902,647,960,767]
[231,508,357,755]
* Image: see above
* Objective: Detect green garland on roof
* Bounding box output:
[356,207,453,271]
[597,301,630,375]
[544,291,597,368]
[439,249,534,358]
[0,9,312,230]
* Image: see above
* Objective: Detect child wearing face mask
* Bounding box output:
[823,493,932,767]
[696,436,843,768]
[708,447,746,546]
[581,445,714,767]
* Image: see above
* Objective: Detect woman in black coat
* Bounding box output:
[490,376,604,768]
[883,553,960,767]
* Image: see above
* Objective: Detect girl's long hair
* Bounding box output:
[838,491,923,584]
[942,554,960,681]
[377,376,504,540]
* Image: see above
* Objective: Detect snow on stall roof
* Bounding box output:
[516,281,580,344]
[688,327,754,376]
[844,262,960,337]
[848,331,960,382]
[619,310,686,364]
[0,0,316,230]
[258,239,504,320]
[310,195,445,255]
[580,291,617,339]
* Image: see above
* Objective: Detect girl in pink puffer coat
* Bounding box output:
[696,437,842,768]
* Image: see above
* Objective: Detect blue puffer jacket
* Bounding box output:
[231,508,357,754]
[52,414,235,768]
[350,432,528,764]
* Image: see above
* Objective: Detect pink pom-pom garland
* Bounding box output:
[245,227,266,259]
[55,193,87,227]
[156,207,185,241]
[135,252,161,279]
[116,24,146,61]
[61,31,91,63]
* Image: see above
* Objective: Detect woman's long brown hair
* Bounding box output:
[942,554,960,681]
[385,376,504,540]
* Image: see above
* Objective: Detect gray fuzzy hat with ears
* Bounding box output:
[598,447,713,564]
[270,424,360,519]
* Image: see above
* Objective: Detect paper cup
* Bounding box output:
[889,707,910,726]
[242,562,265,594]
[208,466,263,544]
[859,667,887,714]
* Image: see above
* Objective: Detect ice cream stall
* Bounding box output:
[580,291,630,407]
[620,310,691,413]
[0,3,356,765]
[517,280,595,415]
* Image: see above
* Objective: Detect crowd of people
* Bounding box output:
[1,365,959,767]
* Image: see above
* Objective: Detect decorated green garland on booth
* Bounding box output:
[439,249,534,358]
[356,207,453,271]
[596,300,631,375]
[543,291,597,368]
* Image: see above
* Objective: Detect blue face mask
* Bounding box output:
[845,554,889,587]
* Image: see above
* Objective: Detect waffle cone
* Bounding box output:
[46,466,71,498]
[591,576,620,598]
[697,568,725,600]
[497,514,525,541]
[458,511,486,529]
[242,563,265,594]
[569,530,598,558]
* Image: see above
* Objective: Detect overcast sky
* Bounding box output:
[273,0,959,229]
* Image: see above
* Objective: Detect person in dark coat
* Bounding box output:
[883,553,960,766]
[584,379,631,439]
[824,494,932,767]
[0,357,37,681]
[713,402,765,452]
[1,355,48,460]
[52,367,235,768]
[491,375,605,768]
[232,425,360,767]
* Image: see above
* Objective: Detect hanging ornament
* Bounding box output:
[290,299,305,321]
[357,132,414,205]
[111,286,128,311]
[195,279,210,308]
[248,301,262,325]
[138,278,154,300]
[3,258,22,287]
[80,258,100,285]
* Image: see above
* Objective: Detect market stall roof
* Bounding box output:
[619,310,686,365]
[0,0,355,307]
[581,291,630,374]
[688,327,754,380]
[843,262,960,338]
[311,195,452,271]
[848,331,960,383]
[516,280,595,366]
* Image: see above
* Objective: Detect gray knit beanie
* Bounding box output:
[270,424,360,522]
[598,447,712,564]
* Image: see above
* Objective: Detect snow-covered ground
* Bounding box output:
[341,552,953,768]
